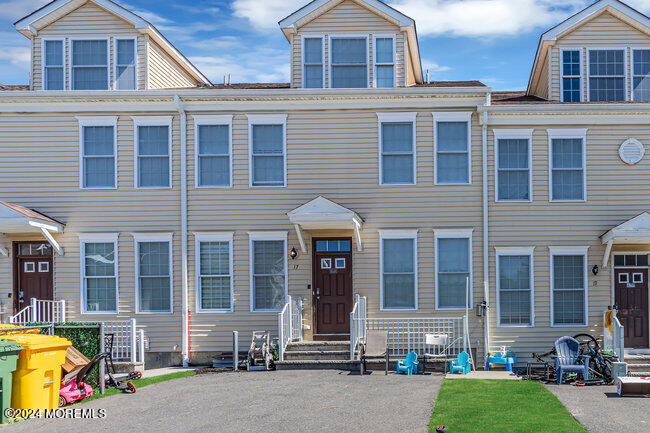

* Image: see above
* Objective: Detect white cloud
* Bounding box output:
[231,0,305,30]
[422,59,451,73]
[190,47,290,83]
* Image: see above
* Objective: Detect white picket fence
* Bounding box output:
[102,319,145,364]
[8,298,66,325]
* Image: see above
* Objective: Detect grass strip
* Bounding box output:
[82,370,196,403]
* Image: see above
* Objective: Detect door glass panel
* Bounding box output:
[24,262,35,273]
[19,244,52,256]
[315,240,351,252]
[618,273,629,283]
[38,262,49,273]
[633,273,643,283]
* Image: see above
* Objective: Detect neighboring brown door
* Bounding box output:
[13,242,54,313]
[614,268,649,348]
[313,238,353,336]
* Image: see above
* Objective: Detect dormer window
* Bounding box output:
[115,38,136,90]
[71,39,109,90]
[561,49,582,102]
[588,49,625,102]
[43,39,64,90]
[330,36,368,88]
[303,37,324,89]
[374,36,395,88]
[633,49,650,101]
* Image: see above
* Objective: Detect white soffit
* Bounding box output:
[601,212,650,266]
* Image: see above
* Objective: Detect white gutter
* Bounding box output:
[480,93,491,358]
[174,95,190,367]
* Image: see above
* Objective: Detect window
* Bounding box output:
[335,258,346,269]
[561,49,582,102]
[633,273,643,284]
[250,233,287,311]
[551,248,587,326]
[330,37,368,88]
[81,235,118,313]
[614,254,649,267]
[380,230,417,310]
[315,240,351,252]
[618,273,629,283]
[43,39,64,90]
[496,249,534,326]
[136,235,172,313]
[78,117,117,189]
[588,49,625,102]
[71,39,109,90]
[374,36,395,88]
[303,37,323,88]
[196,233,233,312]
[195,116,232,187]
[633,49,650,101]
[549,129,586,201]
[115,38,136,90]
[249,115,286,187]
[378,113,416,185]
[435,113,471,185]
[134,117,172,188]
[495,130,532,202]
[435,230,472,309]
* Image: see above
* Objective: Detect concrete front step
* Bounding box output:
[283,350,349,361]
[285,341,350,352]
[275,360,360,371]
[625,355,650,364]
[628,371,650,377]
[627,363,650,371]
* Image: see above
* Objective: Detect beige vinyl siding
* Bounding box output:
[291,34,302,88]
[146,39,197,89]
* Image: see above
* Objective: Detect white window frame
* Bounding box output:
[548,128,587,202]
[377,112,417,186]
[495,247,535,327]
[134,232,174,314]
[113,36,137,90]
[79,233,119,315]
[618,272,629,283]
[194,232,234,313]
[247,114,287,188]
[301,35,325,89]
[76,116,118,190]
[631,47,650,102]
[328,34,370,89]
[586,47,628,102]
[434,228,473,310]
[248,231,288,312]
[633,272,643,283]
[379,229,419,311]
[560,47,584,103]
[373,34,396,88]
[433,112,473,185]
[69,37,110,91]
[549,246,589,327]
[41,37,65,91]
[494,129,533,203]
[194,115,233,188]
[132,116,173,189]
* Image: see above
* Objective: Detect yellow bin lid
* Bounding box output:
[0,324,39,334]
[2,334,71,351]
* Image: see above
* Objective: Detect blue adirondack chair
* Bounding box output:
[449,351,471,375]
[396,351,419,375]
[551,337,590,384]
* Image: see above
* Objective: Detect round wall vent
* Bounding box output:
[619,138,645,165]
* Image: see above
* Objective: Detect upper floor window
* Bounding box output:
[303,37,323,89]
[374,36,395,88]
[195,115,232,188]
[495,130,532,202]
[561,49,581,102]
[77,116,117,189]
[134,117,172,189]
[330,37,368,88]
[248,115,286,187]
[588,49,625,102]
[378,113,416,185]
[549,129,586,202]
[434,113,471,185]
[633,49,650,101]
[115,38,136,90]
[43,39,64,90]
[71,39,109,90]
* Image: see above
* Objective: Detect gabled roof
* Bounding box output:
[14,0,210,85]
[279,0,414,28]
[0,201,64,232]
[288,196,363,224]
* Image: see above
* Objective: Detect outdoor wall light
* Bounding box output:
[290,247,298,260]
[592,265,599,276]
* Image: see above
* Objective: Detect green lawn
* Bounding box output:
[429,380,586,433]
[81,370,196,403]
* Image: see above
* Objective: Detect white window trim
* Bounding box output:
[377,112,417,186]
[379,229,419,311]
[76,116,118,190]
[247,114,287,188]
[493,129,533,203]
[79,233,119,315]
[301,35,325,89]
[433,112,473,186]
[133,232,174,314]
[549,245,589,327]
[373,34,396,88]
[194,115,233,188]
[586,47,628,102]
[194,232,234,313]
[495,246,535,328]
[327,34,370,89]
[113,36,138,90]
[547,128,587,202]
[41,37,65,91]
[434,228,473,310]
[132,116,173,189]
[559,47,584,103]
[248,231,288,312]
[68,37,110,91]
[630,47,650,102]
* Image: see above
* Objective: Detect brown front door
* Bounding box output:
[313,238,353,336]
[13,242,54,313]
[614,268,649,348]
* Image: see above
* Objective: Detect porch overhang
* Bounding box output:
[287,197,364,253]
[601,212,650,267]
[0,201,65,257]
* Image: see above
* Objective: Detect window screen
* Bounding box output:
[44,40,64,90]
[331,38,367,88]
[83,242,117,312]
[116,39,136,90]
[381,122,414,184]
[303,37,323,88]
[633,50,650,101]
[199,241,231,310]
[83,126,115,188]
[382,238,416,309]
[252,240,286,310]
[138,125,170,188]
[436,121,469,184]
[251,124,284,186]
[497,138,529,201]
[72,40,108,90]
[437,237,470,308]
[551,138,584,201]
[498,255,531,325]
[198,125,230,187]
[553,254,585,325]
[138,241,171,312]
[375,37,394,88]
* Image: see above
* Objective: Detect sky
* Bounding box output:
[2,0,650,90]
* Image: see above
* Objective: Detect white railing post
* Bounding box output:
[298,298,303,342]
[60,300,66,322]
[30,298,37,322]
[130,318,137,363]
[139,329,145,368]
[278,312,285,362]
[462,315,468,353]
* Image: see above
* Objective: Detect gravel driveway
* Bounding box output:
[7,370,442,433]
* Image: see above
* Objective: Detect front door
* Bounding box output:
[13,242,54,313]
[313,238,353,337]
[614,268,649,348]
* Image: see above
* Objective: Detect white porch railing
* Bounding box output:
[350,295,367,360]
[101,319,145,364]
[8,298,66,325]
[603,309,625,362]
[278,296,303,361]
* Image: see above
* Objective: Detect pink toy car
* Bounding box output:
[59,377,93,407]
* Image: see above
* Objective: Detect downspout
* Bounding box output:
[174,95,190,367]
[480,94,491,358]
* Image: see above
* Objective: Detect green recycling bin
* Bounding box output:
[0,339,23,424]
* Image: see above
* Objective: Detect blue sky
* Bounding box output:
[2,0,650,89]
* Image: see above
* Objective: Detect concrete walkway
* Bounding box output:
[140,366,200,378]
